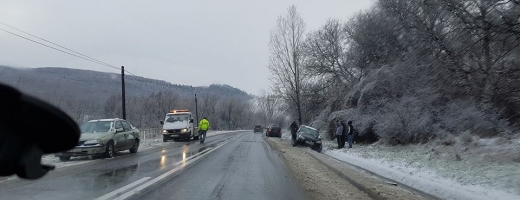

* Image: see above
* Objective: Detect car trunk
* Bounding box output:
[269,127,281,133]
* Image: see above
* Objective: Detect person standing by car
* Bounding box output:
[289,121,298,145]
[347,121,354,148]
[340,121,347,148]
[335,121,344,149]
[199,117,210,143]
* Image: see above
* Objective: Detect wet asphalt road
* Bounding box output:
[0,131,307,200]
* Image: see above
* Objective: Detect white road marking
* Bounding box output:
[94,176,151,200]
[98,134,243,200]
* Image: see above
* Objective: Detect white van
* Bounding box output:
[160,110,199,142]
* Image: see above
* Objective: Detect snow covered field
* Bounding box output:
[321,138,520,200]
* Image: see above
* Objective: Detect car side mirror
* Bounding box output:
[160,120,164,125]
[116,128,124,133]
[190,119,194,123]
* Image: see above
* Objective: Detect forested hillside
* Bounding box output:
[0,66,255,129]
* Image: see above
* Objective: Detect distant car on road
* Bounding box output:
[293,125,322,152]
[254,125,263,133]
[266,124,281,138]
[54,118,140,161]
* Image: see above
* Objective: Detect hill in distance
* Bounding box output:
[0,66,250,103]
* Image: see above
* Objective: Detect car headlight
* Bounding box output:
[84,140,99,145]
[162,129,168,133]
[315,140,322,144]
[181,128,188,132]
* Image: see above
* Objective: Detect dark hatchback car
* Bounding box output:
[254,125,263,133]
[266,124,281,138]
[293,125,322,152]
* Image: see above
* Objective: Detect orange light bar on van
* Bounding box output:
[169,109,190,113]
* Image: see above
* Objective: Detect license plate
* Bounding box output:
[68,148,81,152]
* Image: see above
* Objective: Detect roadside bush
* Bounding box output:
[308,106,331,133]
[439,100,506,137]
[371,96,435,145]
[356,67,402,108]
[458,131,474,145]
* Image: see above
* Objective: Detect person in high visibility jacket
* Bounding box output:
[198,117,210,143]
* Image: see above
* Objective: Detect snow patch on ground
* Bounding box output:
[41,155,95,169]
[321,139,520,200]
[140,138,165,150]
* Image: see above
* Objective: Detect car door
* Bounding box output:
[121,121,136,149]
[114,121,129,150]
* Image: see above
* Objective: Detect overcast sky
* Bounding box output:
[0,0,374,94]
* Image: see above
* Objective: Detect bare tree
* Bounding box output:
[268,5,306,125]
[199,93,220,120]
[256,90,280,125]
[104,95,122,118]
[305,19,356,83]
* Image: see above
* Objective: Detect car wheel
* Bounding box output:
[59,156,70,162]
[315,144,323,152]
[194,136,199,140]
[129,140,139,153]
[104,142,115,158]
[163,136,168,142]
[187,136,191,142]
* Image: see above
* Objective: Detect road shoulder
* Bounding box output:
[264,136,430,200]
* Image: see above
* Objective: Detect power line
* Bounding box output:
[0,27,120,70]
[0,22,136,75]
[122,68,136,76]
[0,21,119,70]
[0,22,138,121]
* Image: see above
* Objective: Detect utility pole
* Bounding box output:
[121,66,126,120]
[195,94,199,125]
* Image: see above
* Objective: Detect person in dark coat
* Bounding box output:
[289,121,298,146]
[340,121,347,148]
[347,121,354,148]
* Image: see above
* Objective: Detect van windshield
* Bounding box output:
[165,114,189,123]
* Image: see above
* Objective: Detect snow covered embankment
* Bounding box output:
[322,138,520,200]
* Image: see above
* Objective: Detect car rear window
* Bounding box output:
[299,126,319,138]
[255,125,262,128]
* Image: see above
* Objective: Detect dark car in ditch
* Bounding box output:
[293,125,322,152]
